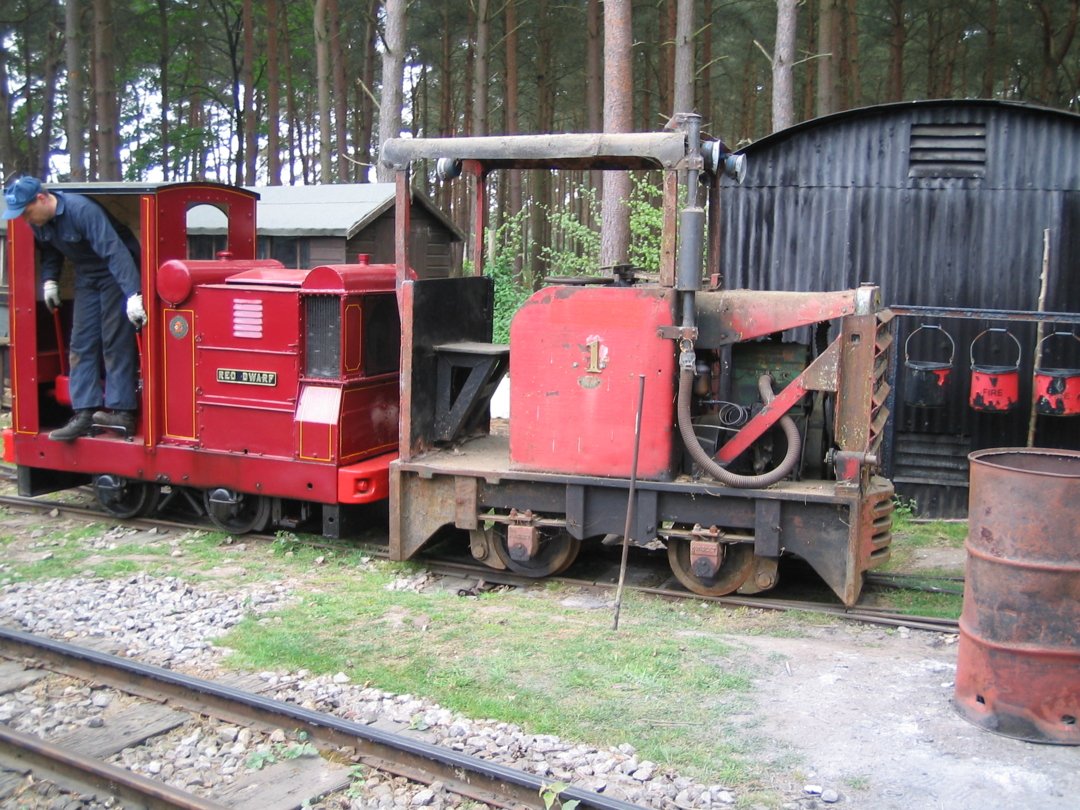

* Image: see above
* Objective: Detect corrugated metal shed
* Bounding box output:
[717,99,1080,516]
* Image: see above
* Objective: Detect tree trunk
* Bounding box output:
[92,0,121,180]
[530,0,556,280]
[658,0,675,121]
[981,0,998,98]
[357,0,377,182]
[0,49,15,182]
[439,5,452,136]
[376,0,406,182]
[329,0,349,181]
[600,0,633,269]
[242,0,256,184]
[463,3,475,136]
[314,0,332,181]
[155,0,171,180]
[1033,0,1079,106]
[700,0,713,128]
[586,0,602,131]
[886,0,904,101]
[738,39,757,140]
[801,10,816,119]
[840,0,859,108]
[773,0,797,132]
[672,0,694,116]
[585,0,602,225]
[927,6,941,96]
[38,22,62,180]
[266,0,282,184]
[816,0,838,117]
[473,0,489,137]
[66,0,85,180]
[505,0,524,279]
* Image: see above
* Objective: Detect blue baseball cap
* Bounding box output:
[3,176,44,220]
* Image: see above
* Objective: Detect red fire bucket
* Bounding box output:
[1034,332,1080,417]
[969,328,1021,412]
[903,324,954,408]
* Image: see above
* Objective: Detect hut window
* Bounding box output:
[908,123,986,178]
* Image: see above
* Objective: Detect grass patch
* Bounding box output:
[883,497,966,574]
[0,493,971,792]
[216,573,762,784]
[872,588,962,619]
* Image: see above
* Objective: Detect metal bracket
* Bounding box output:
[657,325,698,342]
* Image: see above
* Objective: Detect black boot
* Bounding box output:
[49,410,95,441]
[92,410,136,432]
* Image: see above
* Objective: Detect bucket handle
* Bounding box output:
[970,328,1021,369]
[1035,331,1080,371]
[904,324,955,366]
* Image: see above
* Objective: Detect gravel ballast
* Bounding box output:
[0,572,740,809]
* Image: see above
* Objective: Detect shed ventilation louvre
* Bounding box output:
[908,123,986,178]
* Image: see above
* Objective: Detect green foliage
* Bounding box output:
[483,207,534,345]
[245,735,319,770]
[538,186,601,276]
[626,176,666,271]
[274,530,302,554]
[891,496,917,528]
[484,174,667,343]
[3,0,1079,185]
[540,782,580,810]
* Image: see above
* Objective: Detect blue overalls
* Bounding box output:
[33,192,142,413]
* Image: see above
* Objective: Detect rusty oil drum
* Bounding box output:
[954,448,1080,744]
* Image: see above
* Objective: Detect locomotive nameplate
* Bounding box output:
[216,368,278,386]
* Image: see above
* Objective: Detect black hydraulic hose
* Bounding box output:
[678,370,802,488]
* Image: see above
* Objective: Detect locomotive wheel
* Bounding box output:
[490,525,581,577]
[93,475,160,519]
[203,489,271,534]
[666,538,756,596]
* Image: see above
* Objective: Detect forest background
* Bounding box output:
[2,0,1077,283]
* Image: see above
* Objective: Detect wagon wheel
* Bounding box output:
[93,475,160,520]
[490,525,581,577]
[203,488,271,534]
[666,537,756,596]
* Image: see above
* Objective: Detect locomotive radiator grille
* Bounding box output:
[305,296,341,379]
[232,299,264,339]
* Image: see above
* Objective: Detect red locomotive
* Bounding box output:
[381,116,895,606]
[3,182,399,535]
[5,121,895,606]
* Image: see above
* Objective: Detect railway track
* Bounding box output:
[0,627,644,809]
[0,489,961,633]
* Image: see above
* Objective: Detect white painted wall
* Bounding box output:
[490,374,510,419]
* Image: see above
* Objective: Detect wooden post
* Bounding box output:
[612,375,646,631]
[1027,229,1051,447]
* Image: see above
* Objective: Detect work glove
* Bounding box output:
[43,279,61,311]
[126,293,147,328]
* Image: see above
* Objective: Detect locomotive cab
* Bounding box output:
[381,119,895,606]
[4,183,399,536]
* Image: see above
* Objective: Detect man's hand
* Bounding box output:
[43,280,61,311]
[126,293,147,328]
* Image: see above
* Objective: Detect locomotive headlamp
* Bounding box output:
[436,157,462,181]
[703,140,746,184]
